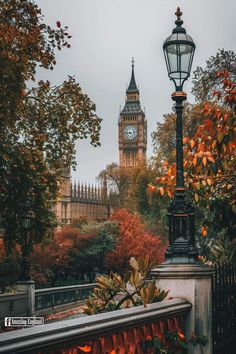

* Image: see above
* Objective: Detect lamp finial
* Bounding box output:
[175,7,183,20]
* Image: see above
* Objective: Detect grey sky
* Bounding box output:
[36,0,236,183]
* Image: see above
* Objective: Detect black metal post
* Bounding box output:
[20,229,31,281]
[165,91,198,264]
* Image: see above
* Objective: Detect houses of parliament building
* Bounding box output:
[55,60,147,224]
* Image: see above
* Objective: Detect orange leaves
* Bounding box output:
[178,331,185,341]
[224,114,229,122]
[159,187,165,196]
[147,184,156,193]
[206,178,212,186]
[192,157,198,167]
[78,345,92,353]
[201,226,208,237]
[211,140,217,149]
[153,69,235,215]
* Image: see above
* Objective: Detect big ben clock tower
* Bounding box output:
[118,59,147,167]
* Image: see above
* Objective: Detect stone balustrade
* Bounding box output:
[0,298,191,353]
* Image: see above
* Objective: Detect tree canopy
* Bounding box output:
[192,49,236,101]
[0,0,101,252]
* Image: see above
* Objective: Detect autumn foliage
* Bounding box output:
[149,71,235,242]
[105,209,166,273]
[27,210,166,286]
[30,227,96,285]
[0,0,102,255]
[149,71,236,210]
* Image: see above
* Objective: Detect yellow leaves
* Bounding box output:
[140,282,156,307]
[217,132,224,143]
[194,193,199,202]
[159,187,165,196]
[129,257,139,271]
[207,178,212,186]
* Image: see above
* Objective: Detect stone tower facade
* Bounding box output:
[118,59,147,167]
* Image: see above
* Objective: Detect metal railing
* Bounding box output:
[0,298,191,353]
[35,283,96,313]
[212,262,236,354]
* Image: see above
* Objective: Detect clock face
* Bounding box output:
[123,125,137,140]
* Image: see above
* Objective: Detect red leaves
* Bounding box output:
[107,210,165,272]
[56,21,61,28]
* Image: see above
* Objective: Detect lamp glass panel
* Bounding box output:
[166,44,177,73]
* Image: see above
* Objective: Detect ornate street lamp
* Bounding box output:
[163,8,198,263]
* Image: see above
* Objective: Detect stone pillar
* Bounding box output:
[16,280,35,316]
[151,264,214,354]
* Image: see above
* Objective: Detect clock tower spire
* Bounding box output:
[118,59,147,167]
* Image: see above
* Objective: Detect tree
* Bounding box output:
[192,49,236,101]
[105,209,166,273]
[0,0,101,253]
[30,221,118,286]
[98,163,130,207]
[0,146,58,253]
[151,102,206,169]
[126,165,168,238]
[0,239,21,292]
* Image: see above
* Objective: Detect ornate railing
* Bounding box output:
[0,298,191,353]
[35,283,96,314]
[212,262,236,354]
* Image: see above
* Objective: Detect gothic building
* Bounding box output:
[55,59,147,224]
[53,168,109,224]
[118,59,147,168]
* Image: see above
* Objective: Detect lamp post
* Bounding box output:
[163,7,198,263]
[19,213,32,281]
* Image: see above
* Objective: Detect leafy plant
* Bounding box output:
[83,255,169,315]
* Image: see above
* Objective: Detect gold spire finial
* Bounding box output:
[175,7,183,20]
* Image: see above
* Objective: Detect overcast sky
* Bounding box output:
[36,0,236,183]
